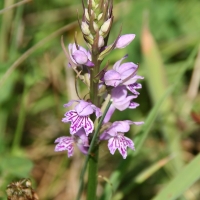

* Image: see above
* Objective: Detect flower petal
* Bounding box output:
[114,95,136,111]
[117,136,135,159]
[111,86,137,111]
[123,75,144,85]
[75,128,89,154]
[104,70,121,87]
[112,121,130,133]
[111,86,127,102]
[63,100,79,108]
[91,105,102,118]
[75,128,89,147]
[125,120,144,126]
[54,136,74,157]
[75,101,94,116]
[70,115,94,136]
[108,134,134,159]
[119,62,138,79]
[62,110,77,124]
[72,50,88,64]
[85,60,95,67]
[103,104,116,123]
[126,83,142,95]
[108,137,117,155]
[113,55,128,71]
[129,102,139,109]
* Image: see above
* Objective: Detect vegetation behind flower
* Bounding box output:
[0,0,200,200]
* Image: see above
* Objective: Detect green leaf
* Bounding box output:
[152,153,200,200]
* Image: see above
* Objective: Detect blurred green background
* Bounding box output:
[0,0,200,199]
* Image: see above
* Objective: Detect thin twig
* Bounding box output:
[0,0,32,15]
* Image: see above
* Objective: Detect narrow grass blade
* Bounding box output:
[134,86,173,154]
[117,155,175,198]
[152,153,200,200]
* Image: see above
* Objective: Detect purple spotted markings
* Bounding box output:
[55,128,89,157]
[100,121,144,159]
[62,100,102,136]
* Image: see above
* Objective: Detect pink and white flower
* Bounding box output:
[104,55,143,87]
[100,120,143,159]
[62,100,102,136]
[55,128,89,157]
[104,86,139,123]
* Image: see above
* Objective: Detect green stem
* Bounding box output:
[76,101,112,200]
[87,145,99,200]
[85,38,101,200]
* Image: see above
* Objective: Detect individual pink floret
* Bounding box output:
[100,120,143,159]
[55,128,89,157]
[62,100,102,136]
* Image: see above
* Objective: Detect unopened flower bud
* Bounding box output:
[115,34,136,49]
[87,0,96,8]
[100,18,112,33]
[84,73,90,87]
[93,21,98,32]
[97,13,103,21]
[81,22,90,35]
[98,35,104,48]
[85,9,90,21]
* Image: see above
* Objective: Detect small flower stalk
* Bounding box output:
[54,0,144,199]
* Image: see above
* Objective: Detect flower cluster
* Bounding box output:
[55,0,144,159]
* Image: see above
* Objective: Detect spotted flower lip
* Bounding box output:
[62,100,102,135]
[100,120,143,159]
[68,43,94,67]
[126,82,142,95]
[104,55,144,87]
[55,128,89,157]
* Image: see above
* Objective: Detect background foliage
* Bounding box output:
[0,0,200,199]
